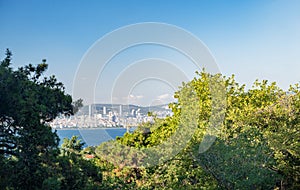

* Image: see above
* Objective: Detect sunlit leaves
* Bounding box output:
[96,70,300,189]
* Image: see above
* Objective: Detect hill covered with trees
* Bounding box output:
[0,50,299,189]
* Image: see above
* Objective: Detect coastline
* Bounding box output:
[53,127,128,130]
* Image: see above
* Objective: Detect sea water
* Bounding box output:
[55,128,129,147]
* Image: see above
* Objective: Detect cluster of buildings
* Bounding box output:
[50,104,172,129]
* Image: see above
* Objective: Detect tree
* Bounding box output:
[72,98,84,114]
[95,71,222,189]
[58,136,102,190]
[96,71,300,189]
[0,49,73,189]
[61,136,85,157]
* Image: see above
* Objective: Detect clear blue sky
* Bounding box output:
[1,0,300,105]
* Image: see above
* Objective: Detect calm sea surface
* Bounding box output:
[55,128,130,147]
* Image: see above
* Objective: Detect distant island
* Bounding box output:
[50,103,173,129]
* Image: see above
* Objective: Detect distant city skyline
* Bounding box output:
[50,103,172,129]
[1,0,300,105]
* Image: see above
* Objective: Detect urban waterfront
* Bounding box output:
[52,103,167,147]
[50,104,172,129]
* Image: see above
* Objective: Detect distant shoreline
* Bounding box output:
[52,127,134,130]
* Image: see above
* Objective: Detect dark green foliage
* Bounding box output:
[0,50,103,189]
[0,50,102,190]
[197,133,280,189]
[58,136,102,190]
[0,49,72,189]
[72,98,84,114]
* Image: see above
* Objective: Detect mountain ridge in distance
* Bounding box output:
[76,103,172,116]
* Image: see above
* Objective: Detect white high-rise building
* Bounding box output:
[88,105,92,118]
[103,106,106,115]
[119,105,122,116]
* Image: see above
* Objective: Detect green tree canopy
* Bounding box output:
[96,71,300,189]
[0,49,73,189]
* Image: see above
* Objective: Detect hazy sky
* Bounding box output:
[1,0,300,106]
